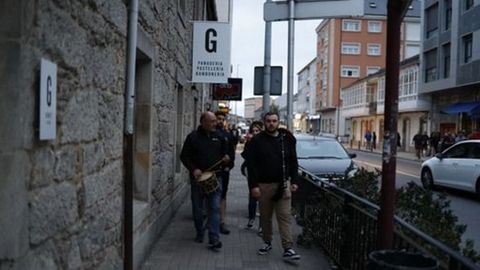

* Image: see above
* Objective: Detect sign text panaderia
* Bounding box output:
[192,22,231,83]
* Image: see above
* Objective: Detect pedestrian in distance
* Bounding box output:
[372,131,377,150]
[246,111,301,261]
[180,111,231,251]
[241,121,264,230]
[364,131,372,151]
[214,111,236,235]
[413,131,423,160]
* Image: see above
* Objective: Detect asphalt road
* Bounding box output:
[350,149,480,252]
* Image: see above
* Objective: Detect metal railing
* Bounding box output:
[293,168,480,270]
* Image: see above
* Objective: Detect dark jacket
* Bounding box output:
[180,126,228,177]
[216,127,236,169]
[246,129,298,188]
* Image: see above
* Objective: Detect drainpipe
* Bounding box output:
[124,0,138,269]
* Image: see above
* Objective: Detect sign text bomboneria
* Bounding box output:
[192,22,231,83]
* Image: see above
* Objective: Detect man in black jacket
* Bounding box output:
[180,111,230,250]
[247,112,301,261]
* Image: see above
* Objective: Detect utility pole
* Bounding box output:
[377,0,412,249]
[286,0,295,130]
[262,0,272,115]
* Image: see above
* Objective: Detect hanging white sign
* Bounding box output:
[192,21,231,83]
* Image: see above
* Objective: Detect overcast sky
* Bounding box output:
[230,0,321,117]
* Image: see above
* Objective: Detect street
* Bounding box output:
[350,149,480,252]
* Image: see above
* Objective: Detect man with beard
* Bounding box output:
[180,111,230,250]
[214,111,236,235]
[247,112,301,261]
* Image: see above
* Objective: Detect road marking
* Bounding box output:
[355,160,420,178]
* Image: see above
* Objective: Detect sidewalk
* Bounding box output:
[343,143,431,163]
[140,153,332,270]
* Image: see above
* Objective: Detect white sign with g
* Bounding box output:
[192,21,231,83]
[40,58,57,140]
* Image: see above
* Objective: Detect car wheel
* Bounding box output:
[421,168,435,190]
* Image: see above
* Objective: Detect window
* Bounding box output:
[368,21,381,33]
[425,3,439,38]
[463,34,473,63]
[405,44,420,58]
[342,20,361,32]
[442,43,450,78]
[444,0,452,30]
[465,0,474,11]
[368,44,381,56]
[424,49,437,82]
[341,66,360,78]
[341,43,361,55]
[367,66,380,75]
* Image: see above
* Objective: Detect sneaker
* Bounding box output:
[258,241,272,255]
[247,219,255,229]
[257,227,263,237]
[194,234,204,243]
[283,248,301,261]
[208,239,222,250]
[220,223,230,235]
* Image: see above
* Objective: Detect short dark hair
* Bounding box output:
[263,111,279,121]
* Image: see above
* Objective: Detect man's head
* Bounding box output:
[263,112,279,134]
[200,111,217,133]
[215,111,226,129]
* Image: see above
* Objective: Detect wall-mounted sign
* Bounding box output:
[39,58,57,140]
[212,78,242,101]
[192,21,231,83]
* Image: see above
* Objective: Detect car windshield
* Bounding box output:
[296,140,349,159]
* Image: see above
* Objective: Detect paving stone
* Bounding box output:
[140,153,332,270]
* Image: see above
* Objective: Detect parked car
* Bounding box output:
[295,134,358,181]
[421,140,480,196]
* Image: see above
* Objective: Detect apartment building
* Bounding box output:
[420,0,480,134]
[341,55,431,152]
[295,57,317,132]
[244,97,263,121]
[315,0,421,136]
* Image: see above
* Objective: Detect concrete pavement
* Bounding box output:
[140,153,332,270]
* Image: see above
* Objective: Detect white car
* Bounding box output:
[421,140,480,197]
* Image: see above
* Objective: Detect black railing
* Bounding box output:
[293,168,479,270]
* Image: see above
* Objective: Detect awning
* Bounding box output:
[441,102,480,115]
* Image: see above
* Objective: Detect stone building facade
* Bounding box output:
[0,0,220,269]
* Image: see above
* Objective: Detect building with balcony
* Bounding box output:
[244,97,263,122]
[315,0,421,136]
[341,55,431,152]
[420,0,480,135]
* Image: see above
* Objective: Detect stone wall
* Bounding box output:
[0,0,203,269]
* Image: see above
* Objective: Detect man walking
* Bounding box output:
[247,112,301,261]
[180,111,230,250]
[214,111,235,234]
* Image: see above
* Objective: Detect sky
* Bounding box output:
[230,0,321,117]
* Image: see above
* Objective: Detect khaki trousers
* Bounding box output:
[258,182,293,249]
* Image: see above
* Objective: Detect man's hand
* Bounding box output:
[290,184,298,192]
[251,187,261,199]
[222,154,231,164]
[193,169,202,180]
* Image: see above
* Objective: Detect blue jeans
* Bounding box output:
[190,176,221,241]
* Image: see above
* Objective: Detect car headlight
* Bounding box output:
[346,164,359,179]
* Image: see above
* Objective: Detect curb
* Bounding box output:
[344,147,426,163]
